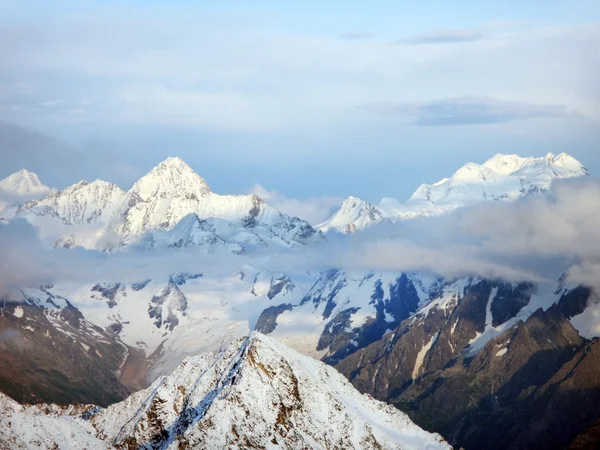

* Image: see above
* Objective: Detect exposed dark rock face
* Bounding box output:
[490,281,532,326]
[131,279,151,291]
[257,271,427,366]
[267,274,295,300]
[91,282,123,308]
[255,304,293,334]
[336,283,600,450]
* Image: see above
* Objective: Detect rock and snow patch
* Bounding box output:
[13,306,24,318]
[495,347,508,357]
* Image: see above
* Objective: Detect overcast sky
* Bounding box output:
[0,0,598,203]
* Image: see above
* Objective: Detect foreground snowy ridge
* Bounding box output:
[0,333,450,450]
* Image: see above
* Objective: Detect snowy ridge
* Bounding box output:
[383,152,589,219]
[138,213,245,254]
[323,152,589,233]
[0,333,450,449]
[19,179,125,225]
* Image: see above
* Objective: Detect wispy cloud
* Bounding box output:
[401,28,483,45]
[360,96,579,126]
[249,184,342,225]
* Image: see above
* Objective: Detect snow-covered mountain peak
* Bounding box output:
[332,152,592,232]
[482,152,588,178]
[318,195,385,234]
[114,157,318,247]
[18,178,125,225]
[545,152,589,177]
[90,332,450,449]
[0,169,50,195]
[138,156,211,197]
[482,153,532,174]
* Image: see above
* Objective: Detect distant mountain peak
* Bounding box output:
[142,156,211,195]
[18,178,126,225]
[318,196,385,234]
[329,152,590,233]
[0,169,50,195]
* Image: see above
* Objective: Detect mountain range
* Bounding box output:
[0,151,598,449]
[319,152,589,234]
[12,157,319,252]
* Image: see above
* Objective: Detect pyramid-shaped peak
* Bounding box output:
[135,157,211,196]
[157,156,191,169]
[341,196,365,208]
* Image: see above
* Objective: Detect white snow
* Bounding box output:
[318,196,386,234]
[15,157,318,251]
[450,316,459,335]
[0,169,51,196]
[412,332,439,381]
[495,347,508,357]
[324,153,588,234]
[19,179,125,225]
[13,307,24,318]
[486,287,498,327]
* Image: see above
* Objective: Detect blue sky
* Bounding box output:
[0,0,598,207]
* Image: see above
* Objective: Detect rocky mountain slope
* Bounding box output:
[0,333,450,450]
[335,280,600,449]
[0,286,138,407]
[323,152,589,233]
